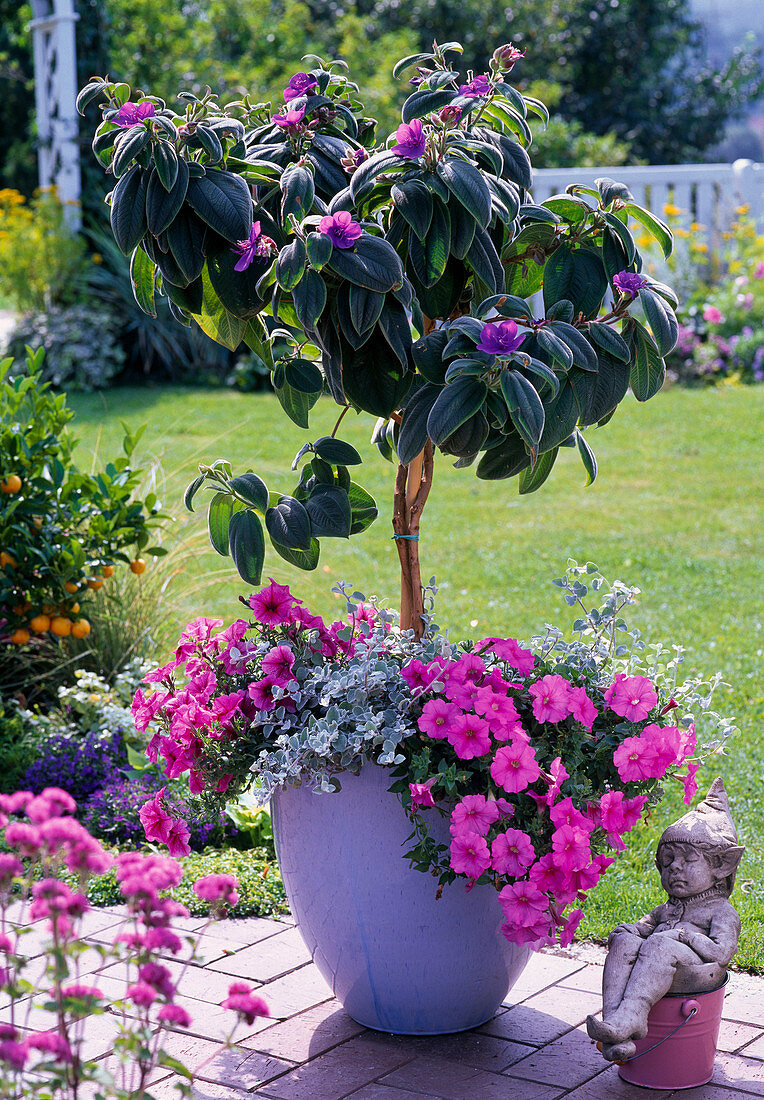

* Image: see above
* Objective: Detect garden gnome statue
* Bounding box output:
[586,778,744,1063]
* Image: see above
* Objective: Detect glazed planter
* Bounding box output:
[271,763,531,1034]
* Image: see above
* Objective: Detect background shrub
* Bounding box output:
[7,303,126,391]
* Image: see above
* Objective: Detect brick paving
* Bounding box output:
[3,910,764,1099]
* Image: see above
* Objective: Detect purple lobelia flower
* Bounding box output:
[391,118,427,159]
[115,101,156,128]
[458,74,491,97]
[283,72,318,101]
[318,210,363,250]
[613,271,649,297]
[476,320,526,355]
[272,104,306,132]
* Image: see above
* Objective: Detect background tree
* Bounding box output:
[0,1,36,196]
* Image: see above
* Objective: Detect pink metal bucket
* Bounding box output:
[618,978,727,1090]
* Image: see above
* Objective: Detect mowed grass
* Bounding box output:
[68,383,764,968]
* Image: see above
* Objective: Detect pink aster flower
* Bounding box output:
[261,644,296,685]
[391,118,426,159]
[221,983,270,1024]
[491,828,536,876]
[127,981,157,1007]
[157,1003,193,1028]
[702,305,724,324]
[24,1031,72,1062]
[4,822,43,856]
[449,832,491,877]
[450,795,500,836]
[417,695,459,739]
[409,778,437,810]
[476,320,526,356]
[318,210,363,250]
[115,101,156,128]
[447,712,492,759]
[498,880,549,927]
[249,580,294,625]
[193,874,239,907]
[480,637,535,676]
[567,685,598,730]
[605,674,657,722]
[529,674,572,724]
[490,741,541,793]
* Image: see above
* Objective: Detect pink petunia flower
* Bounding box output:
[550,797,595,835]
[449,833,491,877]
[248,677,279,711]
[447,712,492,759]
[498,880,549,927]
[490,741,541,793]
[409,778,437,810]
[491,828,536,876]
[479,637,535,676]
[164,818,191,858]
[595,791,648,850]
[450,795,500,836]
[567,685,598,730]
[249,579,294,625]
[261,644,296,685]
[605,674,657,722]
[529,674,572,724]
[559,907,584,948]
[551,824,591,873]
[679,762,701,805]
[613,735,664,782]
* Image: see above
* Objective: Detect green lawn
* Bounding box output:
[69,383,764,968]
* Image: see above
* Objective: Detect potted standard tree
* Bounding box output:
[77,44,727,1035]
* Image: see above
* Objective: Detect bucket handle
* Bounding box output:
[619,1001,699,1063]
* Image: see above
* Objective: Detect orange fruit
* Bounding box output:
[42,603,55,615]
[71,618,91,639]
[50,616,72,637]
[86,577,104,590]
[101,564,114,578]
[31,516,43,530]
[0,551,16,569]
[0,474,22,494]
[129,558,146,575]
[64,581,79,594]
[10,628,30,645]
[68,601,80,615]
[29,614,51,633]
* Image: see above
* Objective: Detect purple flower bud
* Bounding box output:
[476,320,526,356]
[492,43,526,72]
[391,118,427,159]
[318,210,363,250]
[115,101,156,128]
[438,105,463,126]
[612,271,649,298]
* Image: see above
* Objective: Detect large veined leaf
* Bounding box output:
[153,140,179,191]
[146,158,189,236]
[588,321,630,363]
[638,287,678,356]
[500,371,545,449]
[350,149,407,202]
[273,365,320,428]
[519,446,558,494]
[207,247,270,321]
[327,235,404,293]
[537,381,579,452]
[577,349,631,427]
[626,202,673,259]
[397,382,441,465]
[314,436,362,465]
[391,179,433,241]
[292,268,327,329]
[574,429,598,486]
[305,485,352,538]
[229,472,269,512]
[437,157,491,229]
[349,285,385,334]
[543,245,608,317]
[110,165,148,255]
[276,238,307,291]
[208,492,234,555]
[190,265,247,350]
[408,199,450,288]
[536,329,573,370]
[130,246,157,317]
[186,168,253,242]
[378,298,413,369]
[466,228,504,294]
[166,208,206,284]
[265,496,312,550]
[271,537,320,571]
[440,410,489,457]
[112,125,151,178]
[280,163,315,221]
[340,335,412,418]
[228,509,265,586]
[625,318,665,401]
[475,431,530,480]
[548,321,599,372]
[426,376,487,446]
[348,481,378,534]
[402,87,458,123]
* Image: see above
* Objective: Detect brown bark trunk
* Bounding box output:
[393,441,434,638]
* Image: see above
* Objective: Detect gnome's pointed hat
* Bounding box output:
[658,778,745,894]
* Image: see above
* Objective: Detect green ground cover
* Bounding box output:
[69,384,763,968]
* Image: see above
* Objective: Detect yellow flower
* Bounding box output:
[636,234,652,249]
[735,204,750,215]
[675,228,690,238]
[690,222,705,233]
[691,242,708,252]
[91,253,103,264]
[663,203,684,217]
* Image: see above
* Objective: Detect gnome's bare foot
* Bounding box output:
[601,1039,638,1063]
[586,1003,649,1044]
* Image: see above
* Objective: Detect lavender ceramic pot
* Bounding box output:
[271,763,531,1034]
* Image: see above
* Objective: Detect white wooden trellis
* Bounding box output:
[29,0,81,229]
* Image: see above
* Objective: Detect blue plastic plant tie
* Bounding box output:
[391,533,420,540]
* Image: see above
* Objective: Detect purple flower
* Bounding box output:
[613,271,648,297]
[458,75,491,97]
[318,211,363,250]
[476,320,526,356]
[272,105,306,132]
[231,222,262,272]
[115,101,156,128]
[493,43,526,72]
[283,72,318,102]
[391,118,427,159]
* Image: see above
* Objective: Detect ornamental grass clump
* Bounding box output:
[132,564,733,949]
[0,788,268,1098]
[79,41,680,636]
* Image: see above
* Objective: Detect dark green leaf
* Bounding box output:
[274,375,319,428]
[536,328,573,370]
[208,492,233,556]
[398,382,440,465]
[625,202,673,259]
[378,298,413,369]
[146,158,189,235]
[412,329,449,384]
[348,481,378,534]
[475,430,530,480]
[229,473,269,511]
[577,349,631,427]
[500,371,545,448]
[542,196,590,224]
[392,51,436,79]
[596,176,633,205]
[153,140,179,191]
[164,274,203,313]
[350,149,407,202]
[266,496,312,550]
[340,335,411,417]
[110,165,148,255]
[306,231,333,270]
[112,125,151,178]
[184,474,205,512]
[638,287,678,356]
[271,536,320,571]
[603,211,636,264]
[426,376,487,446]
[523,357,561,396]
[228,509,265,586]
[449,199,477,259]
[130,246,157,317]
[328,234,404,293]
[402,87,457,123]
[292,267,327,328]
[625,318,665,401]
[602,228,630,284]
[187,168,253,242]
[549,321,599,371]
[314,436,362,465]
[281,164,315,221]
[519,447,558,494]
[575,430,598,485]
[537,381,579,451]
[437,157,491,229]
[276,238,307,291]
[305,485,352,538]
[285,358,323,394]
[588,321,630,362]
[391,179,433,241]
[543,245,608,318]
[408,199,450,287]
[349,285,385,334]
[207,246,270,320]
[546,299,574,323]
[466,227,503,294]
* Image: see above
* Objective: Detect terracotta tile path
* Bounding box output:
[4,905,764,1099]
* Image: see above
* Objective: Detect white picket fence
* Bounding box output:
[533,159,763,245]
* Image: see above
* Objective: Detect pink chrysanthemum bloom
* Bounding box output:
[450,795,500,836]
[248,579,294,625]
[126,981,157,1007]
[605,674,657,722]
[447,712,492,759]
[491,828,536,876]
[449,833,491,877]
[567,685,598,730]
[193,873,240,907]
[221,983,270,1024]
[490,741,541,793]
[528,674,572,724]
[498,880,549,927]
